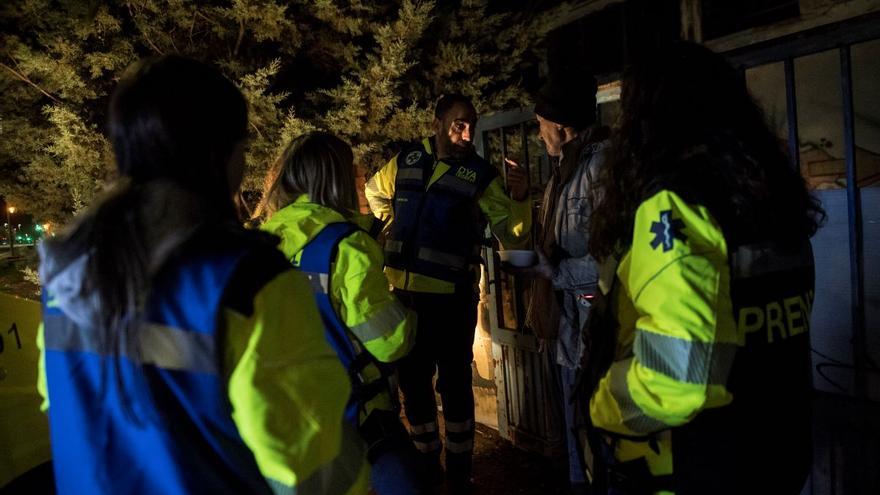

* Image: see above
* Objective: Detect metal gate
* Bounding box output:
[473,106,564,455]
[471,87,619,453]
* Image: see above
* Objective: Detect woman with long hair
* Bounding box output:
[37,56,367,495]
[258,132,422,494]
[584,42,824,494]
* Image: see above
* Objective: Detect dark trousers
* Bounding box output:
[561,365,588,486]
[395,288,478,486]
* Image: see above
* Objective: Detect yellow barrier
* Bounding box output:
[0,292,50,488]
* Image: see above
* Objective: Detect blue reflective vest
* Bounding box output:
[42,244,271,495]
[385,140,498,284]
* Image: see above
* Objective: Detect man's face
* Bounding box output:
[433,102,477,159]
[536,114,564,157]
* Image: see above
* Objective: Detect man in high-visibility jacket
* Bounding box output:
[365,93,532,492]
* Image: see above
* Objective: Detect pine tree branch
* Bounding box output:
[250,121,264,139]
[195,10,221,26]
[142,31,163,54]
[0,61,62,104]
[167,26,180,53]
[189,12,197,49]
[233,19,245,57]
[127,3,163,55]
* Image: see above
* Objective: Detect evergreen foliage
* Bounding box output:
[1,0,561,221]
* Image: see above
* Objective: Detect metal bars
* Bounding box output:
[784,58,800,172]
[840,45,867,399]
[736,28,875,401]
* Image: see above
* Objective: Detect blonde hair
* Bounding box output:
[257,132,358,220]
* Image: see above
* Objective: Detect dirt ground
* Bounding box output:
[470,423,570,495]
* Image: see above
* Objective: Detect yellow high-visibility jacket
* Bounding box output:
[589,188,814,494]
[37,267,370,495]
[261,195,416,417]
[365,137,532,294]
[589,189,736,488]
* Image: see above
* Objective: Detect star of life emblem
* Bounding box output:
[649,210,687,252]
[405,151,422,165]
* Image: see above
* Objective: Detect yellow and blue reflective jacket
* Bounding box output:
[38,232,369,495]
[261,196,416,420]
[365,137,532,293]
[589,189,814,493]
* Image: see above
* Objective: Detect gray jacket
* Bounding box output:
[545,130,609,369]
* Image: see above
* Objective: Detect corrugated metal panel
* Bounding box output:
[493,328,564,455]
[483,236,565,454]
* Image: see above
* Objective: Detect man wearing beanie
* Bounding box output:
[505,73,610,495]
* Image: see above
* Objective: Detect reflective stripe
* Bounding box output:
[445,438,474,454]
[302,271,329,294]
[397,168,423,183]
[434,174,478,197]
[731,242,813,280]
[634,329,737,385]
[607,358,669,435]
[266,478,296,495]
[445,418,474,433]
[350,302,408,342]
[413,439,442,453]
[411,421,439,435]
[297,421,365,494]
[139,324,217,374]
[385,240,403,254]
[417,247,467,269]
[43,315,217,374]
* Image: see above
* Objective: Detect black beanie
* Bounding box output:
[533,73,598,130]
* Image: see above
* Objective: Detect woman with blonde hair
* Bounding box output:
[259,131,425,494]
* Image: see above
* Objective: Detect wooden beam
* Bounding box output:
[706,0,880,53]
[545,0,626,32]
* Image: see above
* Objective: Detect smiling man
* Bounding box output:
[365,93,531,494]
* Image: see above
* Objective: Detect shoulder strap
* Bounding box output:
[299,222,361,368]
[299,222,376,425]
[299,222,359,277]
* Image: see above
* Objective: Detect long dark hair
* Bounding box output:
[48,55,247,420]
[257,131,358,219]
[590,42,824,259]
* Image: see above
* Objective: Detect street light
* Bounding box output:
[6,206,14,257]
